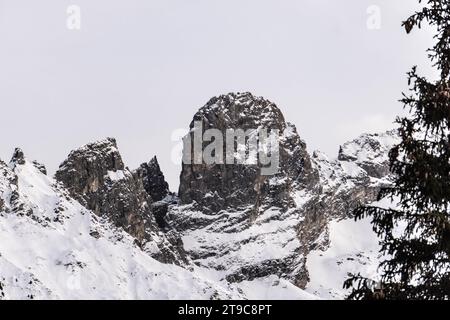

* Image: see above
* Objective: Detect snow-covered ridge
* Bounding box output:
[312,129,400,193]
[339,130,398,164]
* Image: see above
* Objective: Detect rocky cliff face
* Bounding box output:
[55,138,152,244]
[135,157,170,202]
[178,92,317,214]
[54,138,186,264]
[169,127,398,290]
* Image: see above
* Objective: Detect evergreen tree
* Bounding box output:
[344,0,450,300]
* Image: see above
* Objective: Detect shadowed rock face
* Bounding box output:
[55,138,153,244]
[135,157,170,202]
[178,92,318,214]
[54,138,187,265]
[55,138,124,198]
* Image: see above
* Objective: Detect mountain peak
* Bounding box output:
[135,156,170,202]
[149,156,159,166]
[179,93,315,212]
[194,92,286,131]
[75,137,118,154]
[58,137,123,174]
[337,129,400,178]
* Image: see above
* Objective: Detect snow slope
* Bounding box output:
[305,217,381,299]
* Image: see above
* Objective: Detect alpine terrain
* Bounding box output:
[0,92,399,300]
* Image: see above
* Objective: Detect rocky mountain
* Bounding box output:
[54,138,186,265]
[172,93,399,292]
[55,138,152,244]
[0,92,400,299]
[179,92,317,214]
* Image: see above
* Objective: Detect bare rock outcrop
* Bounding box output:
[178,92,318,214]
[55,138,152,243]
[135,156,170,202]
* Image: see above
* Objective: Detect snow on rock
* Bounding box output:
[106,170,126,182]
[54,138,188,265]
[297,131,400,299]
[171,96,399,296]
[312,130,399,193]
[338,130,400,179]
[171,205,306,287]
[54,138,141,232]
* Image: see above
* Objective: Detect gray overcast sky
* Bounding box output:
[0,0,436,190]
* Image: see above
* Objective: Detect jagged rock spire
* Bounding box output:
[10,148,26,166]
[135,156,170,202]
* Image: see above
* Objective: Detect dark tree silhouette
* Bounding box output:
[344,0,450,300]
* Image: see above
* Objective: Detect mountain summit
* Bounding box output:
[179,92,317,213]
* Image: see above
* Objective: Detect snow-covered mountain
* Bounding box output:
[0,92,400,300]
[0,151,315,299]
